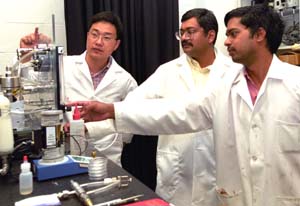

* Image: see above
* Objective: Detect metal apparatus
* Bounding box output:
[268,0,299,46]
[58,176,133,206]
[0,91,14,175]
[251,0,300,45]
[0,44,64,169]
[15,176,137,206]
[40,110,65,164]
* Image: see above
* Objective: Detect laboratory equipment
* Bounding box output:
[70,105,86,155]
[70,179,93,206]
[247,0,300,46]
[57,176,132,200]
[19,155,33,195]
[94,194,143,206]
[39,110,64,164]
[0,90,14,175]
[119,198,171,206]
[88,156,108,181]
[0,44,64,160]
[15,176,133,206]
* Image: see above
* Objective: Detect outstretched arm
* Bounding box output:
[66,101,115,122]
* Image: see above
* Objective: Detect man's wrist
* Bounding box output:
[108,103,115,119]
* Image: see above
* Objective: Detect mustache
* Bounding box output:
[227,46,235,52]
[181,40,193,47]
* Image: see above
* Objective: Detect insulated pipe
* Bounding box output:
[0,156,9,176]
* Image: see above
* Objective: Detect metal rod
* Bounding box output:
[52,14,56,44]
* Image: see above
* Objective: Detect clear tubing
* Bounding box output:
[87,181,119,196]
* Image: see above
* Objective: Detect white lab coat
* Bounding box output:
[112,55,300,206]
[125,51,234,206]
[62,52,137,165]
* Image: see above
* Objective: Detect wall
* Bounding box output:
[0,0,66,75]
[0,0,244,75]
[178,0,240,55]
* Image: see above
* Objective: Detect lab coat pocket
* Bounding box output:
[276,121,300,152]
[276,196,300,206]
[156,150,181,200]
[215,186,243,206]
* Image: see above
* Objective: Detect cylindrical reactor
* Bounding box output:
[0,91,14,155]
[40,110,64,163]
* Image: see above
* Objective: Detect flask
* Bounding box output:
[0,91,14,155]
[19,155,33,195]
[70,105,85,155]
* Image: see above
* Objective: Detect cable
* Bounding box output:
[94,134,118,152]
[70,135,89,156]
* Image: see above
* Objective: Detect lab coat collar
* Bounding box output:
[75,51,88,65]
[175,48,234,91]
[176,54,196,90]
[176,48,227,71]
[265,55,287,80]
[73,51,124,92]
[72,52,91,79]
[179,48,218,70]
[231,54,286,109]
[233,54,285,85]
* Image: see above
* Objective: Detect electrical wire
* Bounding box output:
[70,135,89,156]
[94,135,118,152]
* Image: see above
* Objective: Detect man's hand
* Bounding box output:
[19,27,52,63]
[66,101,115,122]
[20,27,51,48]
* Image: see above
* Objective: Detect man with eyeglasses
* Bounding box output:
[19,12,136,166]
[61,11,137,165]
[115,8,236,206]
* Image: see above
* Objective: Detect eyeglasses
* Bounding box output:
[88,30,116,43]
[175,28,199,40]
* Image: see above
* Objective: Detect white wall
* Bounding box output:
[178,0,241,55]
[0,0,66,75]
[0,0,241,75]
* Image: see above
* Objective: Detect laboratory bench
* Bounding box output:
[0,158,164,206]
[277,45,300,66]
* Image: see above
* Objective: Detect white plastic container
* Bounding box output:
[70,105,85,155]
[0,91,14,155]
[19,155,33,195]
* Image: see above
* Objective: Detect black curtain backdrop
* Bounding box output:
[64,0,179,190]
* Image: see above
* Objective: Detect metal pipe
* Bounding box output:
[52,14,56,44]
[0,156,9,176]
[70,180,93,206]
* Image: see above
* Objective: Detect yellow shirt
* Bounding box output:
[186,56,210,90]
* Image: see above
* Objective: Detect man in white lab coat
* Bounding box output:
[68,4,300,206]
[19,12,137,165]
[62,11,137,165]
[123,9,234,206]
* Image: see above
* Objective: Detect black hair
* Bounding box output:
[88,11,123,40]
[181,8,218,44]
[224,4,284,53]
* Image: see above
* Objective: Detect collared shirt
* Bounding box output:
[186,56,210,89]
[244,70,258,105]
[90,57,112,90]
